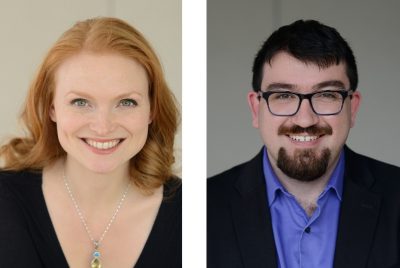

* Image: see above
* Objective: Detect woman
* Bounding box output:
[0,17,180,268]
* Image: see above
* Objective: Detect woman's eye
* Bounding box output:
[119,99,137,107]
[71,98,89,107]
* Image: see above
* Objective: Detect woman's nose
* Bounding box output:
[89,109,116,135]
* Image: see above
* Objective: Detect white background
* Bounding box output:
[0,1,209,267]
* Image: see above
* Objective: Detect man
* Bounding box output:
[207,20,400,268]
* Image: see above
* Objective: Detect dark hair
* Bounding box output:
[252,20,358,91]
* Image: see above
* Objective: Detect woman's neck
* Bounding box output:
[61,156,132,209]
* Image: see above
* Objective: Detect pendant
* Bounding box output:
[91,249,102,268]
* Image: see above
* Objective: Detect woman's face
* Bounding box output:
[50,51,151,174]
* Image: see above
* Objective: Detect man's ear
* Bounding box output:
[247,90,260,128]
[350,90,361,128]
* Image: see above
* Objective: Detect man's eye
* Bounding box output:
[271,93,296,101]
[119,99,137,107]
[278,93,292,99]
[71,98,89,107]
[317,92,341,100]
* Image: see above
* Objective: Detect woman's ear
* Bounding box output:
[50,104,57,122]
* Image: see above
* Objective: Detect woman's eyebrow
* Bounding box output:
[65,90,92,98]
[114,90,144,99]
[65,90,144,99]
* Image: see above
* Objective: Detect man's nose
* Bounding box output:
[291,99,319,128]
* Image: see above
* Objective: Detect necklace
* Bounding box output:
[63,170,130,268]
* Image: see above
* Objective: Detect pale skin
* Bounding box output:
[42,51,162,267]
[248,52,361,217]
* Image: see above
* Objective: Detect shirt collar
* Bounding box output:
[263,147,345,206]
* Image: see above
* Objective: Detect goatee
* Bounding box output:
[277,147,331,182]
[276,124,333,181]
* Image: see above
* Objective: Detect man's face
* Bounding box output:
[248,52,361,181]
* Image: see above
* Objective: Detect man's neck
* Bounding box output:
[271,156,340,217]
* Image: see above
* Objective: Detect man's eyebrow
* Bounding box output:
[264,80,346,92]
[265,83,295,91]
[312,80,346,90]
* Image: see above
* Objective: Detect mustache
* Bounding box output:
[278,125,333,136]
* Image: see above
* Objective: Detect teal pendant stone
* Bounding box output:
[93,251,101,258]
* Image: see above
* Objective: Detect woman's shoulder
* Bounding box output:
[0,169,42,185]
[0,170,42,222]
[0,170,42,197]
[0,170,49,266]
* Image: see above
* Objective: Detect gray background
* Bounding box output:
[208,0,400,176]
[0,0,181,172]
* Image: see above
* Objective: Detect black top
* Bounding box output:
[0,171,181,268]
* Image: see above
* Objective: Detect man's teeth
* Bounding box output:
[290,135,318,142]
[86,139,120,149]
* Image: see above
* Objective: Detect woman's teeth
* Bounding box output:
[85,139,120,149]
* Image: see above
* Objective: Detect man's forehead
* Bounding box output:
[261,52,349,90]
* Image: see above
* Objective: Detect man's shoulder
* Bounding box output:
[207,150,264,198]
[208,162,248,193]
[365,155,400,174]
[346,147,400,189]
[208,161,248,182]
[347,148,400,173]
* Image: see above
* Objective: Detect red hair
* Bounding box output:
[0,17,180,192]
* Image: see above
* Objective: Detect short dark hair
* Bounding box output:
[252,20,358,92]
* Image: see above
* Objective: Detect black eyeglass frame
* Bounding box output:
[257,90,354,116]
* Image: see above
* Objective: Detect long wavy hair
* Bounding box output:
[0,17,180,193]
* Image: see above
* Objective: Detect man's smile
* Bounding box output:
[288,135,319,142]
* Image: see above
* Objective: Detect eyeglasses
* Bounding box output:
[258,90,353,116]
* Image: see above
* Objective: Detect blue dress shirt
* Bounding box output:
[263,148,345,268]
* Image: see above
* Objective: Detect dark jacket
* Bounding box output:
[208,146,400,268]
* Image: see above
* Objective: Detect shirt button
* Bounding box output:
[305,227,311,233]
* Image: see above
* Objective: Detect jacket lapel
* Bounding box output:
[230,150,278,267]
[333,147,382,268]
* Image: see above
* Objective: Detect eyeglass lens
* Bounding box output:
[267,91,345,116]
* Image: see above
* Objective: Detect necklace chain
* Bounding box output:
[62,170,130,248]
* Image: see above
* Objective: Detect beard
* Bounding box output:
[277,147,331,182]
[275,124,334,182]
